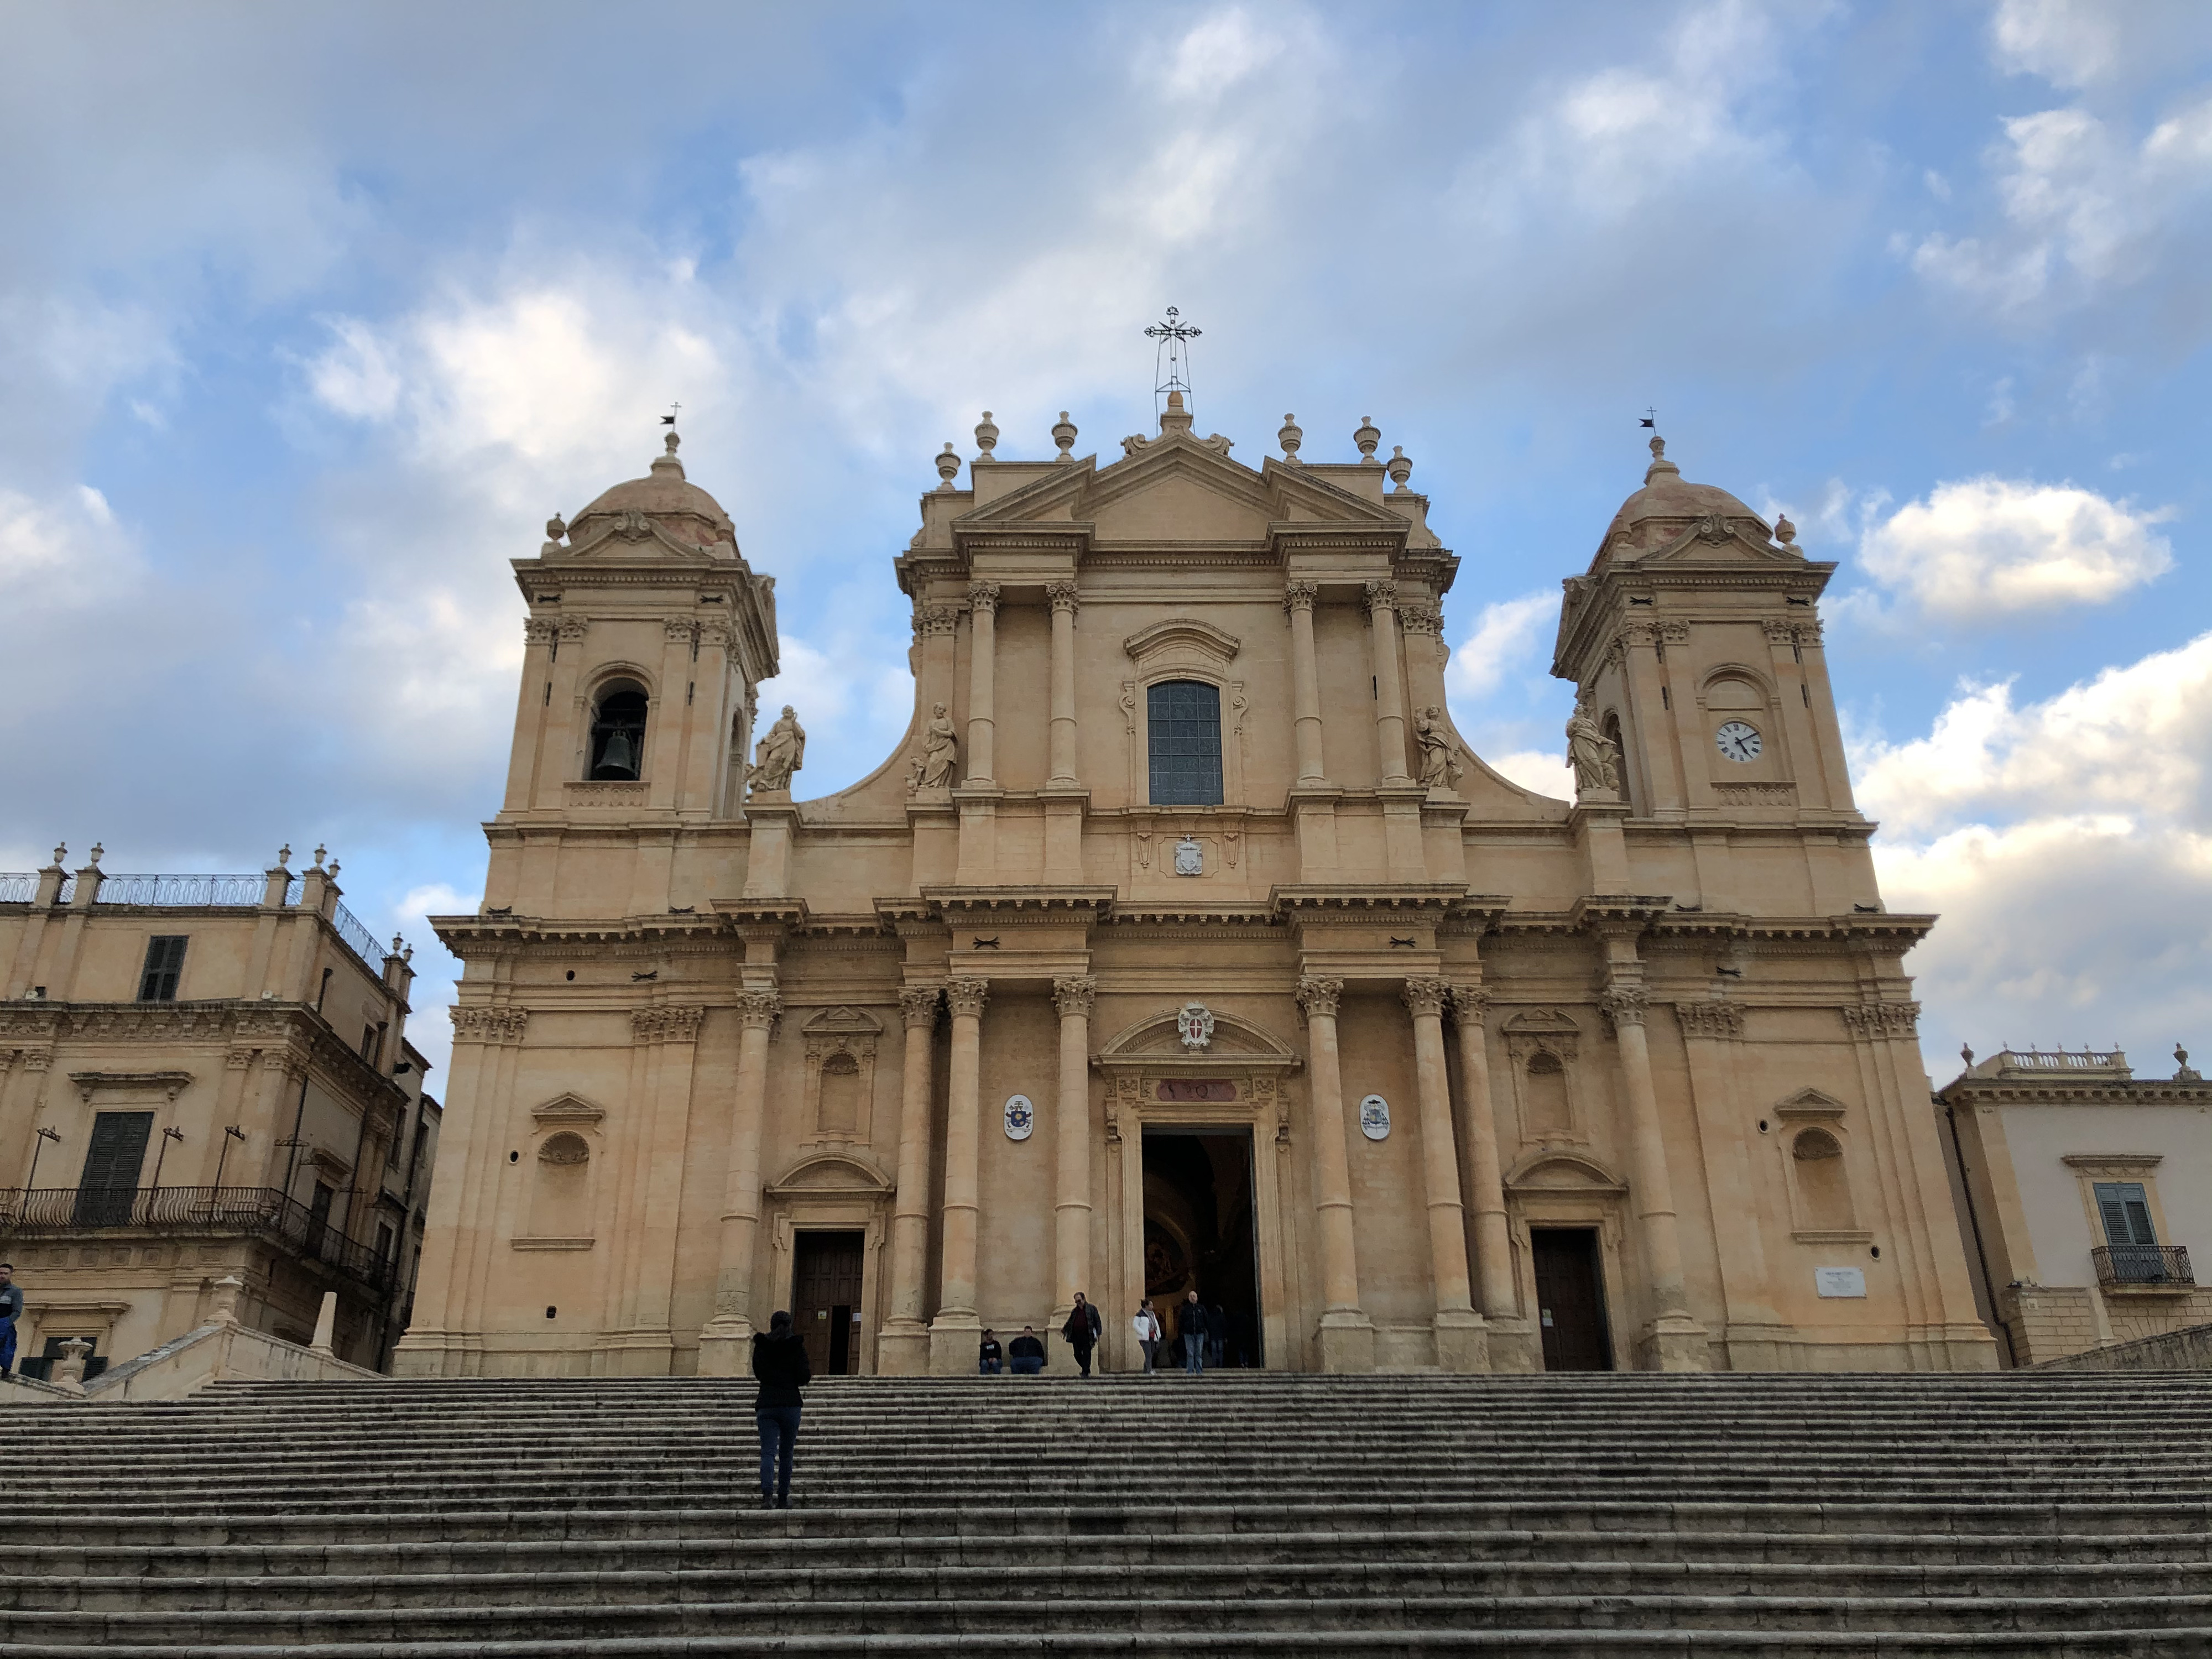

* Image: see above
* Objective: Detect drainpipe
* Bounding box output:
[1943,1100,2016,1369]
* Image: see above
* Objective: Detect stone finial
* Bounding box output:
[664,430,681,457]
[1960,1042,1974,1067]
[1052,410,1077,462]
[1644,433,1681,486]
[545,512,567,543]
[54,1337,92,1394]
[86,843,103,868]
[1650,434,1666,462]
[935,442,961,489]
[312,844,327,869]
[1278,414,1302,464]
[328,859,341,879]
[974,411,999,463]
[1775,513,1796,546]
[1160,388,1194,434]
[1353,416,1381,463]
[276,844,291,868]
[390,932,404,954]
[1387,445,1412,491]
[2177,1044,2201,1082]
[48,843,65,868]
[207,1274,244,1327]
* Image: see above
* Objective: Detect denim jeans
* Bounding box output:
[1010,1355,1044,1375]
[979,1358,1001,1374]
[0,1317,14,1374]
[755,1405,801,1497]
[1185,1334,1204,1374]
[1138,1339,1156,1373]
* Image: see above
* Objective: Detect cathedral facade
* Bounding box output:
[395,394,1996,1379]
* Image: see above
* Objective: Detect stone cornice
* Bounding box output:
[1939,1079,2212,1108]
[1271,883,1467,916]
[920,887,1117,922]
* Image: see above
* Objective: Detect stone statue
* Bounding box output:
[1564,701,1620,797]
[748,705,806,795]
[1415,705,1462,790]
[911,701,958,791]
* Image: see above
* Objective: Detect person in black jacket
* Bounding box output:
[751,1310,812,1510]
[1060,1291,1104,1377]
[1177,1290,1207,1375]
[978,1329,1004,1374]
[1008,1326,1047,1375]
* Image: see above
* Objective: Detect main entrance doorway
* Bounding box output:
[1532,1227,1612,1371]
[1141,1128,1262,1367]
[791,1230,864,1376]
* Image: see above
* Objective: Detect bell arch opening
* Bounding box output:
[588,680,649,780]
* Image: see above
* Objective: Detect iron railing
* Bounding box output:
[0,873,35,904]
[91,873,267,907]
[2092,1243,2194,1289]
[0,1186,394,1294]
[331,899,387,972]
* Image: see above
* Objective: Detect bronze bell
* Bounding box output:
[599,729,636,778]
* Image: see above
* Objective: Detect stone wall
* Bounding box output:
[2033,1322,2212,1372]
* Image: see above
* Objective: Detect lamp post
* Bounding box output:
[149,1125,184,1192]
[20,1126,59,1224]
[211,1124,246,1192]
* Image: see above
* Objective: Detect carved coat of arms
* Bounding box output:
[1358,1093,1391,1141]
[1003,1094,1034,1141]
[1173,837,1203,876]
[1177,1002,1215,1050]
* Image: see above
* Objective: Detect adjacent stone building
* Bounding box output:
[0,847,440,1375]
[1938,1046,2209,1365]
[398,398,1995,1379]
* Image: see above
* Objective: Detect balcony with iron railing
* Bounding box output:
[0,1186,396,1296]
[2091,1243,2194,1291]
[0,870,394,978]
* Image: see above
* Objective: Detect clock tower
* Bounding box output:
[1552,436,1874,916]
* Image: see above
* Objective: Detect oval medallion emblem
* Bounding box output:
[1003,1093,1035,1141]
[1358,1094,1391,1141]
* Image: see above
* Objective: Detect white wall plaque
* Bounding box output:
[1358,1094,1391,1141]
[1003,1094,1035,1141]
[1814,1266,1866,1298]
[1173,836,1203,876]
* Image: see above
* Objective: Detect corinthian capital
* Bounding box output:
[1598,985,1648,1027]
[1282,580,1318,617]
[1046,581,1081,617]
[899,984,943,1029]
[945,977,990,1019]
[524,618,558,645]
[1296,975,1344,1021]
[1052,976,1097,1019]
[735,988,783,1032]
[1400,976,1448,1020]
[1447,984,1490,1025]
[967,581,1001,617]
[1361,579,1399,617]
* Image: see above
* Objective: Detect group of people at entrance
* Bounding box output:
[975,1289,1240,1376]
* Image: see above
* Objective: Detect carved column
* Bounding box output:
[1052,977,1096,1324]
[1404,977,1485,1371]
[1447,987,1524,1354]
[929,977,989,1372]
[1363,580,1412,785]
[965,583,1000,786]
[1047,583,1080,786]
[1298,975,1373,1371]
[878,984,941,1375]
[697,988,781,1374]
[1284,582,1327,784]
[1601,979,1708,1370]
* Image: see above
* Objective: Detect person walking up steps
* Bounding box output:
[0,1264,21,1380]
[751,1310,811,1510]
[1132,1298,1161,1374]
[1177,1290,1208,1375]
[1061,1291,1104,1377]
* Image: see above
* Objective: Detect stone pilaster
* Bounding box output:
[1284,582,1327,785]
[1363,580,1412,785]
[1298,975,1372,1371]
[878,983,941,1376]
[697,988,781,1375]
[1403,976,1486,1372]
[1051,976,1096,1326]
[1601,979,1710,1371]
[928,977,989,1374]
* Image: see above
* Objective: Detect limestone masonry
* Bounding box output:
[396,393,1996,1379]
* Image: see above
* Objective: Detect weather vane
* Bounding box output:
[660,401,682,428]
[1144,306,1201,418]
[1640,406,1657,429]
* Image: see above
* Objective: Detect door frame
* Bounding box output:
[763,1151,893,1376]
[1504,1150,1634,1372]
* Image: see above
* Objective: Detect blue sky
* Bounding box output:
[4,0,2209,1084]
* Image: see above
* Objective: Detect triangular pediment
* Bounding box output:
[560,514,723,564]
[800,1004,883,1036]
[1637,517,1803,565]
[533,1092,608,1125]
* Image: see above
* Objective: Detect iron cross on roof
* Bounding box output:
[1144,306,1202,416]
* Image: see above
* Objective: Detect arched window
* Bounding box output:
[530,1132,591,1237]
[817,1052,862,1136]
[1524,1051,1571,1135]
[1147,680,1223,805]
[588,681,649,780]
[1792,1128,1854,1231]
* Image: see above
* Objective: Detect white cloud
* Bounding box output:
[1486,748,1574,800]
[1858,476,2172,617]
[1164,7,1287,101]
[1992,0,2122,89]
[1448,591,1557,699]
[0,483,140,606]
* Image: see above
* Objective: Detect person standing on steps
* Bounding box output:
[751,1310,811,1510]
[1208,1301,1228,1368]
[1061,1291,1104,1377]
[1132,1299,1161,1374]
[1177,1290,1208,1376]
[0,1264,21,1379]
[978,1329,1004,1375]
[1008,1326,1046,1375]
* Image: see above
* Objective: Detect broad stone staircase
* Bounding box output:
[8,1371,2212,1654]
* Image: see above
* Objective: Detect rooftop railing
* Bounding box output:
[0,1186,394,1295]
[2000,1049,2127,1071]
[0,870,397,976]
[0,873,34,904]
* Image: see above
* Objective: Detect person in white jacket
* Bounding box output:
[1131,1300,1162,1374]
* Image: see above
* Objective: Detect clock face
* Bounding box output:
[1715,721,1762,763]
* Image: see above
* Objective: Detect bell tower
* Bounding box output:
[483,432,781,915]
[1552,437,1876,914]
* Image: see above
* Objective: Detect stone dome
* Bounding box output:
[1608,437,1764,534]
[566,434,735,549]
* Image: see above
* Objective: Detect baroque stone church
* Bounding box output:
[395,392,1996,1379]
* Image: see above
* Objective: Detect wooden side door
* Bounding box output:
[1532,1227,1613,1372]
[791,1230,865,1376]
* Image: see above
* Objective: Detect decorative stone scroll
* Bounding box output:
[1674,1000,1746,1041]
[631,1005,706,1045]
[1843,1001,1921,1040]
[450,1007,529,1045]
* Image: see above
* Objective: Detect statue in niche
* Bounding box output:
[1564,700,1621,797]
[906,701,958,792]
[1415,705,1463,790]
[748,705,806,795]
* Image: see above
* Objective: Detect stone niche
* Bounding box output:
[800,1006,883,1147]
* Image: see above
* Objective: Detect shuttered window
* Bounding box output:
[74,1111,153,1225]
[138,936,187,1002]
[2094,1181,2157,1246]
[1147,680,1224,806]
